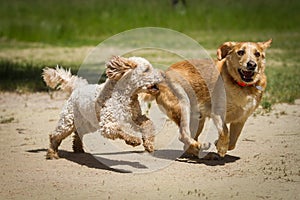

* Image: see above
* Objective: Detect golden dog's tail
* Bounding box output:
[42,65,88,94]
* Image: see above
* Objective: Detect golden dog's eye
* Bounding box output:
[254,52,261,57]
[237,50,245,56]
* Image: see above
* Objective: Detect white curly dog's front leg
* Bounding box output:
[100,122,142,147]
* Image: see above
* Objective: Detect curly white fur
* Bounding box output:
[43,56,164,159]
[42,65,88,94]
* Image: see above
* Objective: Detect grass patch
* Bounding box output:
[1,57,299,107]
[0,0,299,46]
[263,65,300,104]
[0,60,81,92]
[0,0,299,108]
[0,60,47,92]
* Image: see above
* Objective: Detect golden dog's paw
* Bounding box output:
[184,142,200,156]
[203,152,221,160]
[184,141,210,157]
[228,144,236,151]
[215,139,229,157]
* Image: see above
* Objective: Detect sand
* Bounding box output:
[0,92,299,200]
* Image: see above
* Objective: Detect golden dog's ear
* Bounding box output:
[258,39,272,50]
[217,42,236,61]
[106,56,137,80]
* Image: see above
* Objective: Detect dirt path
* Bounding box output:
[0,92,299,200]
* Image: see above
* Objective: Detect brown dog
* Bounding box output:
[147,39,272,158]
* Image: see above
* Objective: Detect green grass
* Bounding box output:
[1,53,299,107]
[264,65,300,104]
[0,60,48,92]
[0,0,300,108]
[0,0,299,46]
[0,60,82,92]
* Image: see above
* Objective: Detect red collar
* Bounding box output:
[236,81,255,87]
[236,81,264,91]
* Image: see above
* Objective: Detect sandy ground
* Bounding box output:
[0,92,299,200]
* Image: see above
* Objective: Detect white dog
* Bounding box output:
[42,56,164,159]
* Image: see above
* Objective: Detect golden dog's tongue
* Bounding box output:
[239,69,254,82]
[147,84,159,94]
[242,70,253,77]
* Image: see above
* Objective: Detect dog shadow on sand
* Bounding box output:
[27,148,129,173]
[27,148,240,173]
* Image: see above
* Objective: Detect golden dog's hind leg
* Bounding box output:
[193,118,206,141]
[180,118,211,156]
[168,81,203,156]
[179,107,202,156]
[183,117,211,157]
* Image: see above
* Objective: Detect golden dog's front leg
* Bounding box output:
[215,130,229,157]
[212,114,229,157]
[228,121,246,150]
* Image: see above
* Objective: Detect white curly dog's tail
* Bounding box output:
[42,65,88,94]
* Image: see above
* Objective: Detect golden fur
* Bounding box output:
[147,39,272,157]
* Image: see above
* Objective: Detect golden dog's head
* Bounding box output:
[217,39,272,85]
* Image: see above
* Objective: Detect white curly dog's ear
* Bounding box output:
[105,56,137,80]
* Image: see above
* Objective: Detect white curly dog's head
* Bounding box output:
[106,56,164,94]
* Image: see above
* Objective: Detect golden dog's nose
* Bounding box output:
[247,60,257,71]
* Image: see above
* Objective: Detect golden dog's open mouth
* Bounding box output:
[238,69,255,82]
[147,84,159,93]
[147,84,159,92]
